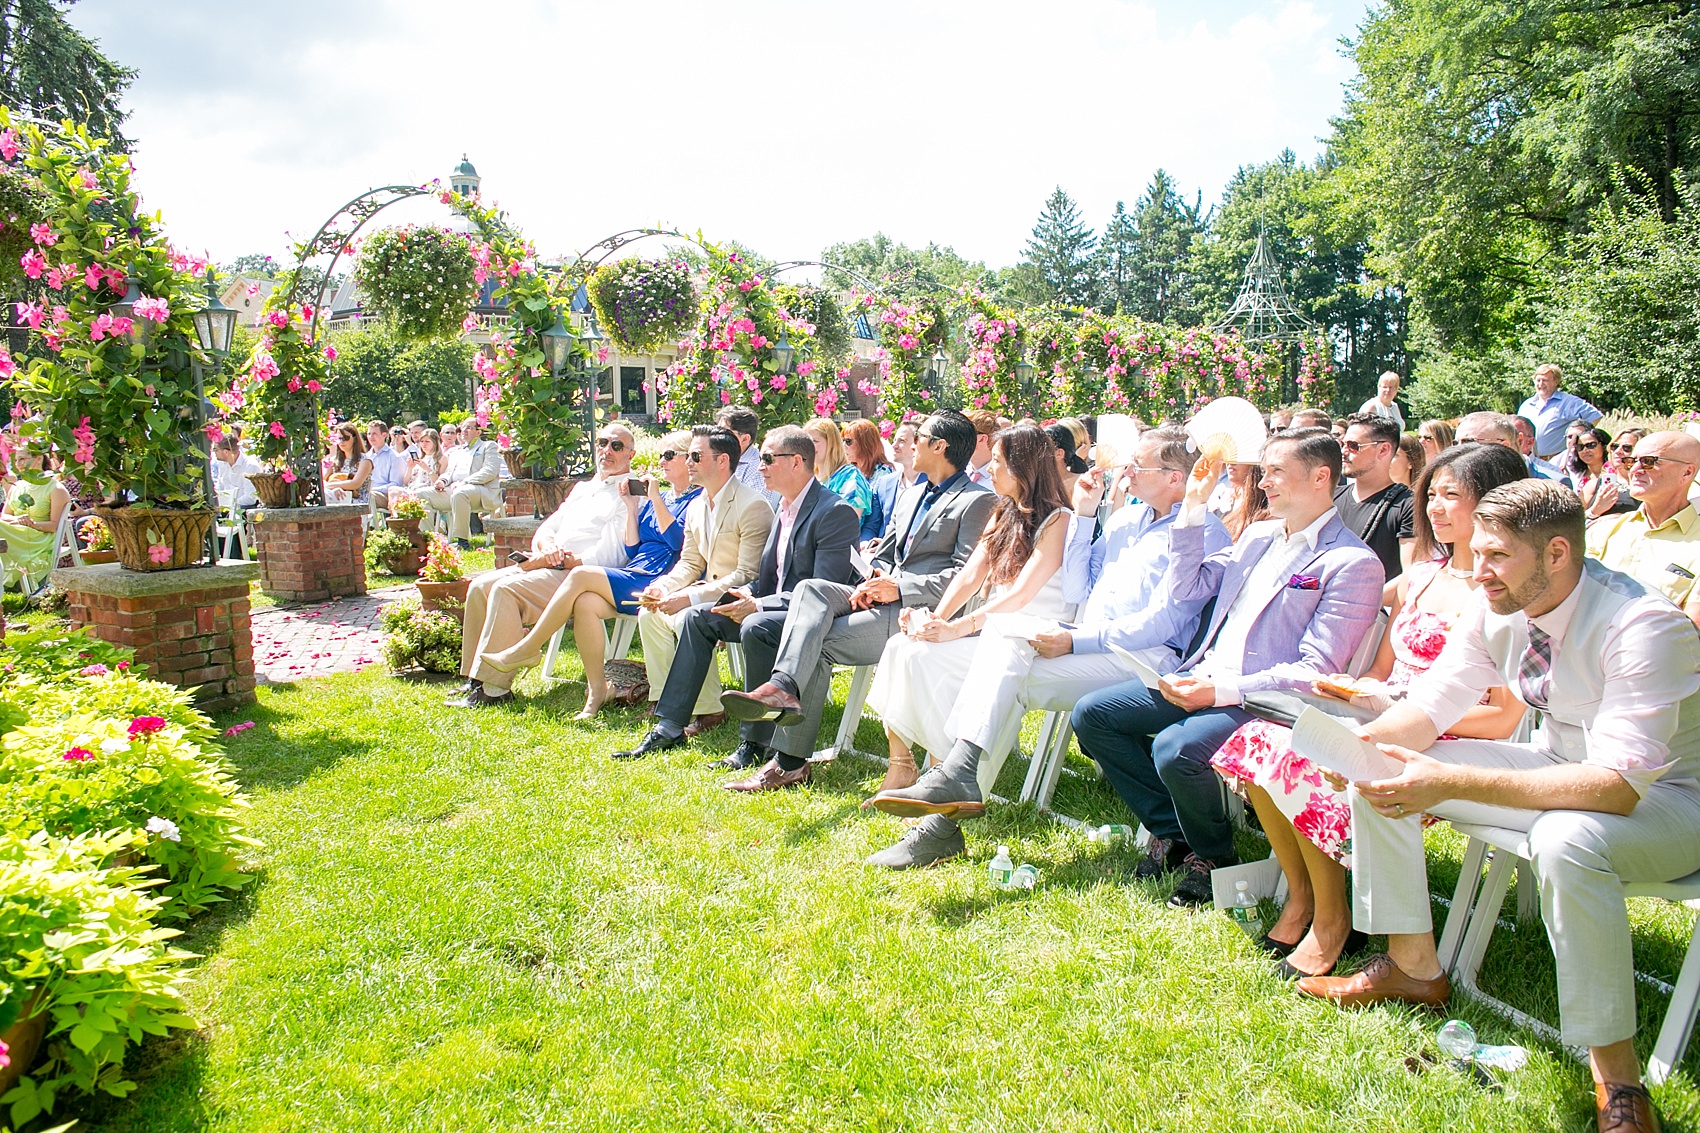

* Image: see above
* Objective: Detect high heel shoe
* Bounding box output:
[1276,929,1369,981]
[481,649,541,675]
[1255,925,1310,960]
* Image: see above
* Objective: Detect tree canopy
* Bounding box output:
[0,0,131,147]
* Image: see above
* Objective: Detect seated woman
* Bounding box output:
[324,424,372,504]
[407,428,443,491]
[1043,421,1090,500]
[478,433,697,719]
[804,417,871,523]
[1209,441,1531,978]
[2,449,71,590]
[841,417,892,543]
[864,424,1072,792]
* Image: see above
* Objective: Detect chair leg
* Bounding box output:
[1437,837,1491,973]
[542,625,566,682]
[726,642,746,688]
[978,710,1027,798]
[1515,861,1538,923]
[832,665,875,756]
[1453,851,1517,992]
[1646,912,1700,1087]
[610,616,636,661]
[1033,717,1073,812]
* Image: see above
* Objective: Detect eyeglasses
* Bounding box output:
[917,431,942,444]
[658,450,679,462]
[1629,455,1695,471]
[687,451,705,463]
[1340,439,1386,453]
[1575,440,1601,452]
[595,437,626,451]
[1125,463,1182,476]
[760,451,803,465]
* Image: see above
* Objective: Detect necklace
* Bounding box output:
[1442,560,1472,579]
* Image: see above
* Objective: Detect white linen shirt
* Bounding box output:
[536,477,626,568]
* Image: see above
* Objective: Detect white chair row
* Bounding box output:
[538,613,746,690]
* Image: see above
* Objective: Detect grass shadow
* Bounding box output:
[205,686,374,792]
[68,1021,212,1132]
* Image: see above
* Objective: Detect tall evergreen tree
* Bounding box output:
[1020,187,1098,307]
[1126,169,1203,324]
[0,0,133,147]
[1098,201,1138,314]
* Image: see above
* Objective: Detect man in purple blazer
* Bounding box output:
[1072,429,1385,906]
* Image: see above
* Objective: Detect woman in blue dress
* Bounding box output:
[480,432,699,719]
[804,417,872,525]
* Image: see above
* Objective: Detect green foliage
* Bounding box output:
[585,257,697,354]
[0,159,47,294]
[856,291,949,422]
[0,829,194,1126]
[0,0,135,149]
[390,496,426,520]
[1119,170,1205,325]
[1019,187,1099,308]
[419,533,464,582]
[819,233,993,299]
[380,600,462,673]
[352,225,478,342]
[773,282,850,366]
[322,323,474,425]
[1,667,213,746]
[0,626,134,683]
[363,527,414,573]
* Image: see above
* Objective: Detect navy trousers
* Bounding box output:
[1070,679,1252,864]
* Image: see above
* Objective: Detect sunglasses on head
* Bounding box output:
[595,437,626,451]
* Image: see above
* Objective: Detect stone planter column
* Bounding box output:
[51,560,262,713]
[485,516,541,565]
[250,504,369,603]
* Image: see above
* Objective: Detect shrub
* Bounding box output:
[363,527,415,573]
[390,496,426,520]
[381,601,463,673]
[0,668,214,744]
[0,829,195,1127]
[0,628,136,683]
[420,534,464,582]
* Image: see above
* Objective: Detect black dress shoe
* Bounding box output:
[445,684,511,709]
[1134,836,1190,881]
[444,679,479,703]
[1167,852,1239,908]
[612,728,684,761]
[1255,932,1304,960]
[710,740,766,770]
[1275,929,1370,981]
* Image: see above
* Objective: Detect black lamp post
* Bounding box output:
[574,314,606,474]
[191,275,240,563]
[1014,354,1039,416]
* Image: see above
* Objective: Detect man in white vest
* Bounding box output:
[1298,480,1700,1133]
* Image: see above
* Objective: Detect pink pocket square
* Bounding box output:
[1287,574,1321,591]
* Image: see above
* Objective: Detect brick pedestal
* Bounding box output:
[250,504,369,603]
[499,478,533,521]
[51,560,262,713]
[485,516,542,564]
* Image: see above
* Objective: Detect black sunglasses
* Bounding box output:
[1629,455,1694,471]
[760,451,803,465]
[659,450,679,462]
[595,437,626,451]
[687,451,705,463]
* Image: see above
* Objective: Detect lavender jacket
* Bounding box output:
[1168,512,1385,700]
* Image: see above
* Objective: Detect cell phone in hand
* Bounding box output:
[627,476,650,496]
[508,550,529,565]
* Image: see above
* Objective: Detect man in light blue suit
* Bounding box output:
[1072,429,1385,907]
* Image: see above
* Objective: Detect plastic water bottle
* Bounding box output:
[988,845,1014,889]
[1087,824,1135,845]
[1228,880,1263,938]
[1437,1019,1477,1061]
[1009,863,1039,890]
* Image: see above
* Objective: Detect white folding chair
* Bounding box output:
[541,614,637,682]
[23,509,81,596]
[724,641,747,688]
[215,489,249,561]
[1347,606,1390,678]
[811,664,879,762]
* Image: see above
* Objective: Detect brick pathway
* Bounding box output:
[250,584,414,683]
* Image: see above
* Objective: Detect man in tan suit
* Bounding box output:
[419,418,505,546]
[619,425,773,754]
[447,423,635,708]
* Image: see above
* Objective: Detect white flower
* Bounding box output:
[100,737,128,754]
[145,816,181,842]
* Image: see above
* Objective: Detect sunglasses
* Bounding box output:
[1629,455,1694,471]
[595,437,627,451]
[659,450,679,462]
[686,451,706,463]
[1340,439,1386,453]
[1575,440,1601,451]
[917,431,943,444]
[760,451,802,465]
[1611,442,1638,452]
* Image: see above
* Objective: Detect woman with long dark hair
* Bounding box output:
[864,424,1074,792]
[1563,422,1632,518]
[324,423,371,503]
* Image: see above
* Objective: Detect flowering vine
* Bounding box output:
[858,290,948,422]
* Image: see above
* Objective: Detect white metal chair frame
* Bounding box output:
[215,489,250,561]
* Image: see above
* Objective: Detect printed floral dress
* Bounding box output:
[1209,560,1456,867]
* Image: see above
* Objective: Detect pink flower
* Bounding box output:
[0,1036,8,1069]
[62,747,93,762]
[204,421,225,443]
[15,300,43,329]
[45,265,64,290]
[250,353,280,383]
[267,311,288,329]
[84,263,106,290]
[897,333,919,351]
[0,349,13,379]
[71,416,95,464]
[280,468,297,483]
[246,282,260,297]
[0,128,17,161]
[29,222,54,246]
[77,663,108,676]
[133,296,170,322]
[19,249,43,279]
[129,716,167,736]
[77,167,98,190]
[286,377,302,392]
[305,380,321,394]
[223,721,255,736]
[322,345,338,362]
[147,543,172,565]
[116,660,130,671]
[301,304,314,320]
[269,421,286,438]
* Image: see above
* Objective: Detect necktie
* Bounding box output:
[1518,623,1553,710]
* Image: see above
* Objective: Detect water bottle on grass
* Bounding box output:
[1087,824,1134,845]
[988,845,1014,889]
[1228,880,1263,938]
[1009,863,1039,890]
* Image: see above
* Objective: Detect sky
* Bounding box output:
[70,0,1369,272]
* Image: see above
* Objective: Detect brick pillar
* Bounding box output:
[52,560,263,713]
[485,516,542,564]
[499,478,534,520]
[250,504,369,603]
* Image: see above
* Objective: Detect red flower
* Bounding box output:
[128,715,167,736]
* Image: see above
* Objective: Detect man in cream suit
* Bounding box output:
[1299,480,1700,1133]
[614,425,773,757]
[420,418,504,546]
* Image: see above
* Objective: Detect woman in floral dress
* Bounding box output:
[1209,442,1531,977]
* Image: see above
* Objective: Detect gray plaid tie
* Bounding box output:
[1517,624,1553,710]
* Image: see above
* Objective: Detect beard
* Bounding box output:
[1487,557,1551,615]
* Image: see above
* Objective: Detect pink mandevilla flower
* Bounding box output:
[14,300,42,329]
[286,377,302,392]
[323,345,338,361]
[0,128,17,161]
[78,663,108,676]
[305,380,322,394]
[77,168,98,190]
[133,296,170,323]
[147,543,173,565]
[62,747,93,762]
[0,350,12,379]
[128,716,167,736]
[18,249,43,279]
[71,416,95,464]
[28,222,54,246]
[269,421,286,438]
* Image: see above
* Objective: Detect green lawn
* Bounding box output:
[52,657,1700,1132]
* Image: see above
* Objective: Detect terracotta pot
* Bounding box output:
[385,550,424,577]
[79,548,118,565]
[0,993,47,1101]
[416,577,471,614]
[249,471,296,509]
[527,477,574,518]
[94,506,214,572]
[385,516,422,537]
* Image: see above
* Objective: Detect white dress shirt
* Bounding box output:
[536,477,627,568]
[213,453,264,508]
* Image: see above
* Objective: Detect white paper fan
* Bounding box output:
[1185,397,1267,470]
[1092,414,1143,469]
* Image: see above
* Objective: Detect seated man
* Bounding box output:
[614,425,772,752]
[862,426,1230,868]
[364,419,409,512]
[447,424,634,708]
[1071,429,1384,906]
[420,419,502,548]
[719,410,995,780]
[618,426,858,775]
[211,435,263,509]
[1299,480,1700,1133]
[719,403,778,509]
[1587,430,1700,630]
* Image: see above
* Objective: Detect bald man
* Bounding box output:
[1587,430,1700,628]
[1454,411,1520,449]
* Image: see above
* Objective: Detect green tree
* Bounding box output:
[222,252,282,279]
[0,0,132,147]
[1019,187,1098,308]
[1124,170,1203,325]
[321,324,474,424]
[819,233,990,298]
[1098,201,1138,314]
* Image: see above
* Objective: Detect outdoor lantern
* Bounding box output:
[931,349,949,380]
[578,313,605,355]
[1014,357,1035,386]
[191,275,238,357]
[541,310,574,374]
[771,332,795,375]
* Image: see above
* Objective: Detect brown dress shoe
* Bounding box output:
[1294,953,1450,1009]
[720,682,804,726]
[723,757,811,793]
[1597,1083,1661,1133]
[682,712,725,739]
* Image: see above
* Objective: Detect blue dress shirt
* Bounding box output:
[1518,390,1603,460]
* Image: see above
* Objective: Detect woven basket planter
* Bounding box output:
[502,449,527,479]
[249,471,297,509]
[0,992,46,1100]
[94,506,214,572]
[526,478,574,518]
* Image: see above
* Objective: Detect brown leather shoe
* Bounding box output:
[1597,1082,1662,1133]
[1294,953,1450,1009]
[723,757,811,793]
[720,682,804,726]
[682,712,725,739]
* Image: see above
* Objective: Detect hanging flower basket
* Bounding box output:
[248,471,297,509]
[586,257,698,354]
[525,477,574,517]
[93,506,214,572]
[352,225,479,342]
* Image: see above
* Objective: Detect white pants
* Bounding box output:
[421,484,500,540]
[1350,736,1700,1048]
[638,605,722,717]
[946,629,1170,752]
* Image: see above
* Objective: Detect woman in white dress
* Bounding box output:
[865,424,1073,793]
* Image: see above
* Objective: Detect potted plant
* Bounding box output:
[414,533,469,613]
[386,495,427,536]
[75,515,117,565]
[379,599,463,673]
[364,526,422,577]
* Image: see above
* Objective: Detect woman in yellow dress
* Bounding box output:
[1,449,71,590]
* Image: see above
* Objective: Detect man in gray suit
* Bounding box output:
[722,410,995,794]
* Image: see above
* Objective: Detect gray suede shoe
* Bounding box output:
[868,763,985,819]
[865,815,966,869]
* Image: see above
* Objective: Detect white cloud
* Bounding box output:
[73,0,1362,268]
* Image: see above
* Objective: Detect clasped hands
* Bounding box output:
[849,568,900,610]
[898,606,969,643]
[519,546,581,572]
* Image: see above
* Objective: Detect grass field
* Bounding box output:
[34,651,1700,1132]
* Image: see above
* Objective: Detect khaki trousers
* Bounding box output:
[638,605,722,717]
[459,566,570,692]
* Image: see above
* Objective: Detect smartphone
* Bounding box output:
[627,476,650,496]
[507,550,528,565]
